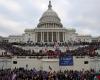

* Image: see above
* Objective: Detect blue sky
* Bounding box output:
[0,0,100,37]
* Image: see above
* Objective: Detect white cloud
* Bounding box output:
[0,0,22,13]
[76,15,100,30]
[53,0,72,23]
[29,0,47,11]
[0,14,24,35]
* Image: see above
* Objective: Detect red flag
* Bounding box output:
[96,75,100,79]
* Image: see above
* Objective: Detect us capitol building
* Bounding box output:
[8,1,100,43]
[1,1,100,71]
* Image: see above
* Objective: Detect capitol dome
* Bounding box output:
[37,1,63,28]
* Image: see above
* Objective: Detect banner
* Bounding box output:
[59,55,73,66]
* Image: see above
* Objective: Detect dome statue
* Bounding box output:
[37,1,63,28]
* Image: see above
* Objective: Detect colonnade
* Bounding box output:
[35,32,65,42]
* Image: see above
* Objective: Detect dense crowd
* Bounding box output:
[0,42,32,56]
[0,42,100,57]
[10,41,100,47]
[0,42,100,80]
[0,68,99,80]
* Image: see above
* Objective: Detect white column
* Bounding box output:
[64,32,65,42]
[63,32,64,42]
[63,32,65,42]
[43,32,44,42]
[52,32,53,42]
[58,32,59,42]
[56,32,57,42]
[47,32,48,42]
[35,32,37,42]
[41,32,42,42]
[45,24,46,28]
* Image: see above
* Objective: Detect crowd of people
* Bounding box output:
[0,42,33,56]
[0,68,99,80]
[0,42,100,80]
[11,41,100,47]
[0,42,100,57]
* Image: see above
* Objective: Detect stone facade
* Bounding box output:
[8,35,24,43]
[1,56,100,71]
[7,1,99,43]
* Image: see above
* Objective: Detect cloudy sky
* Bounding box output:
[0,0,100,37]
